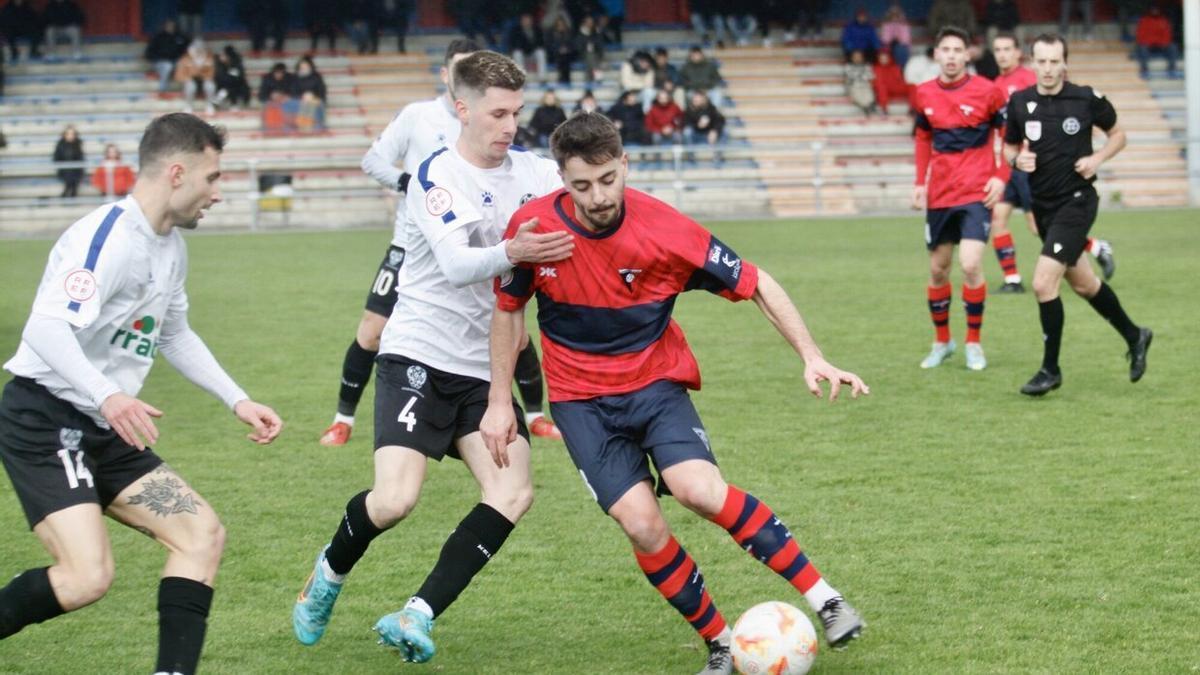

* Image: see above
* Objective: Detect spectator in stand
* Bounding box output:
[383,0,416,53]
[453,0,497,48]
[1058,0,1094,41]
[844,49,876,115]
[42,0,85,60]
[90,143,136,198]
[607,90,649,145]
[621,50,657,110]
[872,49,910,116]
[259,62,295,103]
[1,0,44,61]
[678,46,723,107]
[652,47,679,89]
[305,0,341,53]
[841,9,881,63]
[796,0,828,41]
[510,13,548,82]
[175,39,217,114]
[684,90,725,147]
[927,0,976,39]
[530,90,568,147]
[53,125,84,198]
[981,0,1020,46]
[690,0,728,47]
[347,0,382,54]
[574,88,599,114]
[645,88,684,145]
[721,2,758,47]
[879,4,912,68]
[178,0,205,39]
[239,0,287,54]
[574,14,606,84]
[547,17,577,85]
[598,0,625,45]
[292,55,328,132]
[1113,0,1140,42]
[904,44,939,86]
[145,19,190,93]
[1135,6,1180,78]
[214,45,251,109]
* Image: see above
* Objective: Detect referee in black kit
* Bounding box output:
[1003,33,1152,396]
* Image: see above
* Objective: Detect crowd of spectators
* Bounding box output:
[1,0,86,61]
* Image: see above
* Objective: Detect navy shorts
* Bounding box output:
[1002,169,1033,212]
[364,245,406,317]
[549,380,717,513]
[924,202,991,250]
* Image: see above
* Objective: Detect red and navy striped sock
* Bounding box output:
[709,485,839,612]
[993,232,1020,280]
[635,536,726,640]
[927,284,951,343]
[963,283,986,344]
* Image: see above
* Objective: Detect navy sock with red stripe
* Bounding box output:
[635,536,726,640]
[710,485,840,612]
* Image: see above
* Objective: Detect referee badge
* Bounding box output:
[1025,120,1042,141]
[1062,117,1081,135]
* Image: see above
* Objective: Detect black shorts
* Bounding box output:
[373,355,529,460]
[924,202,991,250]
[1032,186,1098,266]
[549,380,718,513]
[363,245,406,317]
[1002,169,1033,212]
[0,377,164,529]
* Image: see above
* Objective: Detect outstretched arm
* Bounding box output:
[750,269,869,401]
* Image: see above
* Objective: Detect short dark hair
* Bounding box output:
[138,113,226,173]
[992,31,1019,48]
[550,112,623,168]
[1032,32,1068,61]
[934,26,971,48]
[444,38,481,64]
[453,50,525,97]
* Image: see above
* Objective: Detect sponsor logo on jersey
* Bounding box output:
[1062,117,1081,135]
[519,193,536,205]
[617,268,642,290]
[481,191,495,208]
[538,266,557,278]
[406,365,427,389]
[425,186,453,216]
[64,269,97,303]
[109,315,159,358]
[708,244,722,264]
[721,253,742,280]
[1025,120,1042,141]
[59,428,83,452]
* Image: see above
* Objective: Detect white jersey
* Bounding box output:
[380,145,562,380]
[4,196,189,425]
[361,95,461,247]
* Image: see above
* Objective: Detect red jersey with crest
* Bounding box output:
[994,66,1037,102]
[495,188,759,402]
[913,74,1008,208]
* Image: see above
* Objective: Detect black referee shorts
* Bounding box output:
[1032,186,1099,266]
[0,377,164,529]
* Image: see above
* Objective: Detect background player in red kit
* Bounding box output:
[482,113,868,675]
[911,26,1008,371]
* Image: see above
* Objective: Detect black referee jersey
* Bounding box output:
[1004,81,1118,201]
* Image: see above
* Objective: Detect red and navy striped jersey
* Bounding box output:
[913,75,1008,208]
[994,66,1037,103]
[495,188,759,402]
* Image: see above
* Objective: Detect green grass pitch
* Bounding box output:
[1,209,1197,674]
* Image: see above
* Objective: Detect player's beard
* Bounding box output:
[582,201,622,230]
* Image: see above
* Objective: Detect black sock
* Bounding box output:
[337,340,378,417]
[514,342,544,415]
[1039,297,1064,375]
[0,567,65,639]
[1086,282,1140,345]
[156,577,213,675]
[325,490,385,576]
[414,503,515,618]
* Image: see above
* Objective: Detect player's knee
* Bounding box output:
[369,487,418,527]
[491,484,534,522]
[177,516,226,566]
[60,559,114,607]
[1032,275,1058,300]
[672,481,725,518]
[614,508,669,551]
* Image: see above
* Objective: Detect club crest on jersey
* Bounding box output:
[425,186,453,216]
[406,365,427,390]
[1062,117,1081,135]
[1025,120,1042,141]
[59,428,83,451]
[64,269,97,303]
[481,191,495,208]
[1026,101,1038,114]
[388,249,405,267]
[958,104,974,116]
[617,268,642,290]
[519,193,536,206]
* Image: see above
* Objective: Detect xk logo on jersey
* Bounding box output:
[110,315,159,357]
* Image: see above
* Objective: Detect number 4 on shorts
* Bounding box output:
[397,396,417,432]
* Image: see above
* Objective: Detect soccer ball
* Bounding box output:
[730,601,818,675]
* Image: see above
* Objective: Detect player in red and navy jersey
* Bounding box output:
[911,26,1008,371]
[482,113,868,674]
[991,32,1117,292]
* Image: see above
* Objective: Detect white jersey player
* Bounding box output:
[0,113,281,674]
[292,51,573,664]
